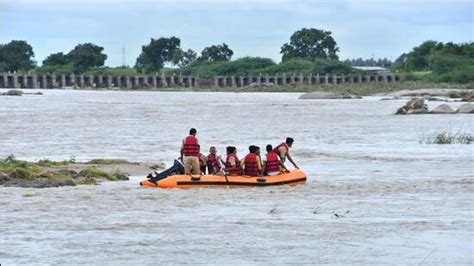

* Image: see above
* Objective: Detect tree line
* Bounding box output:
[1,28,472,83]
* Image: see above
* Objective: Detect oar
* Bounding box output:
[219,158,229,183]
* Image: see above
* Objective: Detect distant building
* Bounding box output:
[352,66,390,74]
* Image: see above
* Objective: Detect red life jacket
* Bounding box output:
[273,142,289,158]
[243,153,260,176]
[207,153,221,174]
[225,153,241,175]
[182,135,199,156]
[265,151,280,173]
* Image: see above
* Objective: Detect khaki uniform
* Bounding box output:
[183,156,200,175]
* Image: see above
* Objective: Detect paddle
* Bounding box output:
[219,158,229,183]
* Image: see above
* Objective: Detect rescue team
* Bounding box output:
[180,128,299,177]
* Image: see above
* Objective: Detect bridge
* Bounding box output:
[0,73,401,89]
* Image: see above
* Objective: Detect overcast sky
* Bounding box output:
[1,0,473,66]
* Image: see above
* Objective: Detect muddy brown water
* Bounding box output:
[1,90,472,264]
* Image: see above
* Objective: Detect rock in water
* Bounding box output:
[299,92,360,100]
[395,98,428,115]
[456,103,474,113]
[430,104,455,114]
[461,92,474,102]
[2,89,23,96]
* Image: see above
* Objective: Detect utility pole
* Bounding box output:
[121,45,126,67]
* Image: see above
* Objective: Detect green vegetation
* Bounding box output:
[1,28,472,87]
[165,57,355,78]
[281,28,339,61]
[37,158,73,167]
[0,155,128,187]
[85,158,133,165]
[0,40,36,72]
[198,43,233,62]
[0,155,43,179]
[135,37,182,73]
[392,41,474,83]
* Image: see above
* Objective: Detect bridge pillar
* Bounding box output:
[12,74,19,88]
[60,74,66,87]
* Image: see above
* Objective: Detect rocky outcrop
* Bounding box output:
[2,89,23,96]
[430,104,455,114]
[375,88,471,98]
[299,92,361,100]
[396,98,428,115]
[456,103,474,113]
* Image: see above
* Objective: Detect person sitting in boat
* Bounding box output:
[197,151,207,174]
[180,128,201,175]
[225,146,241,176]
[207,146,223,175]
[274,137,299,169]
[263,144,288,176]
[241,145,262,176]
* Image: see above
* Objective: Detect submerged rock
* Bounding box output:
[2,89,23,96]
[395,98,428,115]
[4,178,76,188]
[461,93,474,102]
[430,104,455,114]
[299,92,360,100]
[456,103,474,113]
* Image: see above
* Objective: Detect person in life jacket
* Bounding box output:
[198,152,207,174]
[180,128,200,175]
[225,146,241,176]
[241,145,262,176]
[273,137,299,169]
[207,146,223,175]
[263,144,288,176]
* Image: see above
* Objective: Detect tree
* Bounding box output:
[0,40,36,72]
[281,28,339,62]
[67,43,107,73]
[43,52,68,66]
[174,49,197,67]
[198,43,233,62]
[135,37,181,73]
[405,40,439,71]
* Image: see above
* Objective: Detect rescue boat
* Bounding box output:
[140,169,307,188]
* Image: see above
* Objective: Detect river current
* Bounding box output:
[1,90,472,264]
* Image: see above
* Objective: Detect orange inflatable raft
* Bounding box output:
[140,169,307,188]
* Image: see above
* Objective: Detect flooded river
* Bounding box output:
[1,90,472,264]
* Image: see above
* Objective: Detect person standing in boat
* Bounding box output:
[263,144,288,176]
[225,146,241,175]
[241,145,262,176]
[207,146,222,175]
[180,128,200,175]
[274,137,299,169]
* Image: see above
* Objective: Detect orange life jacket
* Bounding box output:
[243,153,260,176]
[265,151,280,173]
[182,135,199,156]
[225,153,241,175]
[207,153,221,174]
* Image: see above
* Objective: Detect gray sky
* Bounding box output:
[2,0,473,66]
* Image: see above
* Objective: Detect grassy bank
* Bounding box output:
[0,155,144,188]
